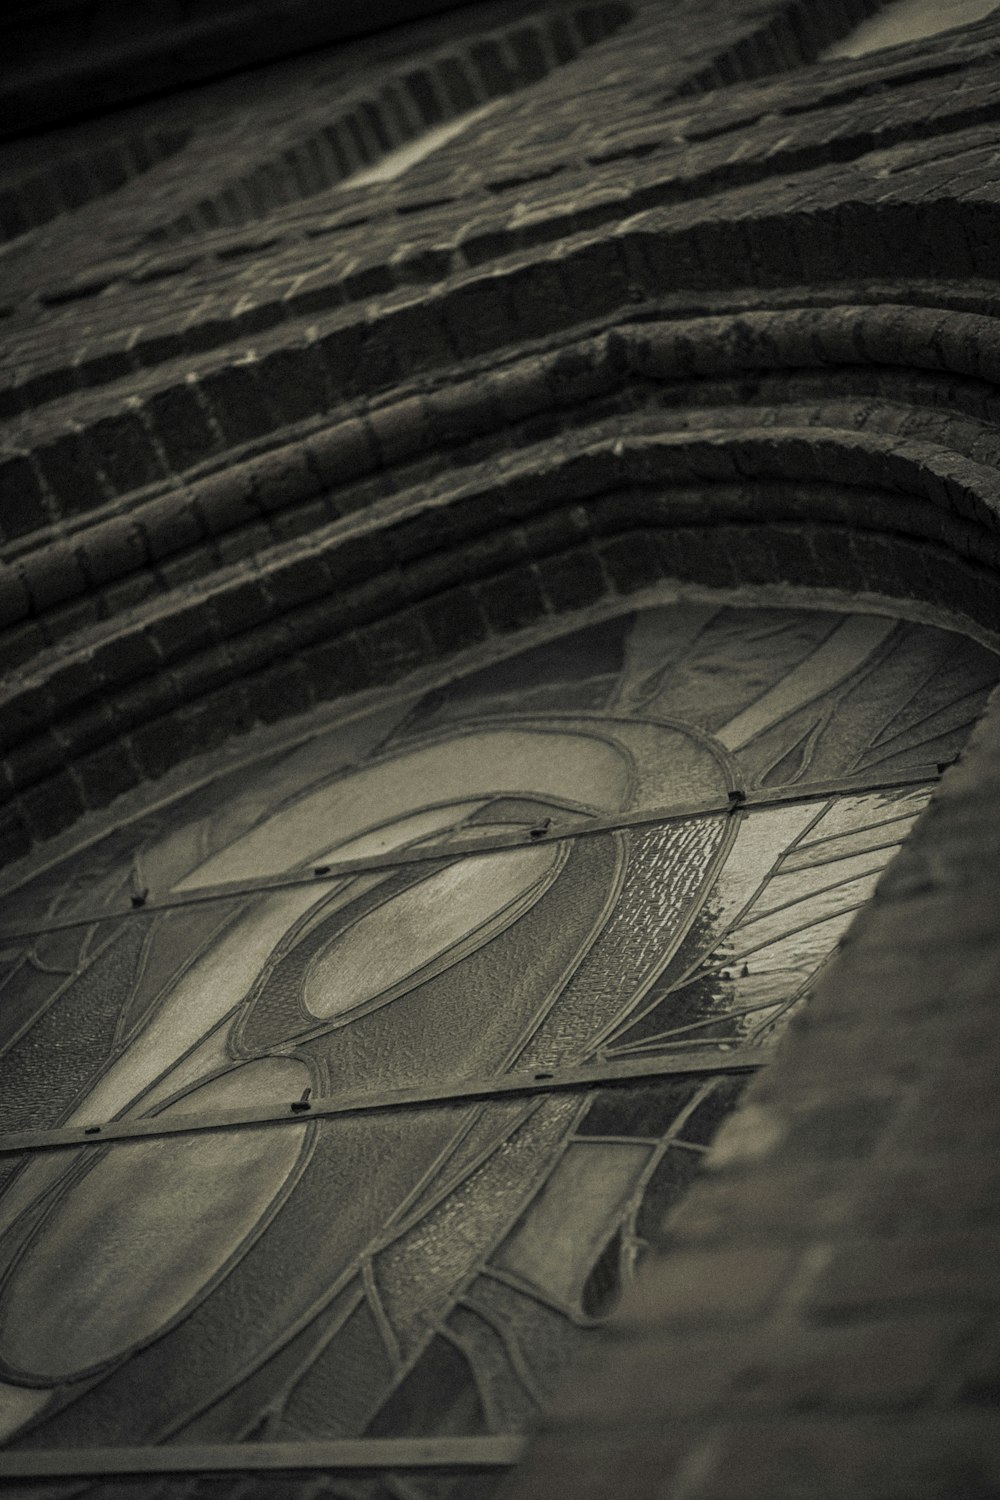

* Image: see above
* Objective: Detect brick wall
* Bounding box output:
[504,692,1000,1498]
[2,0,1000,1493]
[2,0,497,134]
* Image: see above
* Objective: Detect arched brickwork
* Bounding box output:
[2,0,1000,1493]
[4,285,1000,858]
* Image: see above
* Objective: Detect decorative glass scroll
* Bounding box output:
[0,603,996,1498]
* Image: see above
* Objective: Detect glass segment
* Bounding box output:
[0,603,996,1497]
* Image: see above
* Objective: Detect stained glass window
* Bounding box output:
[0,602,996,1499]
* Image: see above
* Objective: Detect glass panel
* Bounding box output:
[0,1079,727,1450]
[0,602,995,1467]
[0,1065,312,1382]
[492,1140,651,1310]
[300,843,563,1024]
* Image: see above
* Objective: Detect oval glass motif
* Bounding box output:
[0,1057,311,1382]
[302,843,562,1022]
[177,729,632,890]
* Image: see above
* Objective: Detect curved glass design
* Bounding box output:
[0,602,996,1496]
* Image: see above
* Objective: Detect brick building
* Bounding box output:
[1,1,1000,1496]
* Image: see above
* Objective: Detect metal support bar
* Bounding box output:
[0,1435,526,1479]
[0,765,938,943]
[0,1046,774,1155]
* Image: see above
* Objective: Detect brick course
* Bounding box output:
[2,0,1000,1494]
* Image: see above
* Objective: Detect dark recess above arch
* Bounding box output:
[2,0,523,138]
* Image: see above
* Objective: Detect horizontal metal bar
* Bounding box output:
[0,764,939,944]
[0,1046,774,1155]
[0,1435,526,1479]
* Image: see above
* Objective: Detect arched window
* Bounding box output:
[0,598,995,1493]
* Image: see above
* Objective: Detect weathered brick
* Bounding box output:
[685,1411,1000,1500]
[33,432,107,518]
[148,600,218,664]
[0,455,51,540]
[536,544,608,612]
[418,586,489,656]
[439,273,517,359]
[89,629,160,689]
[546,1331,745,1427]
[731,1317,972,1412]
[655,526,740,589]
[145,383,221,472]
[856,1158,1000,1237]
[200,362,278,448]
[356,607,433,683]
[0,618,46,672]
[247,658,314,723]
[808,1233,1000,1319]
[0,564,31,631]
[367,395,432,468]
[0,679,57,752]
[614,1244,799,1329]
[316,319,364,401]
[4,729,65,791]
[265,554,332,612]
[506,1432,690,1500]
[74,738,141,809]
[19,770,85,840]
[214,520,274,569]
[114,670,178,733]
[301,632,370,700]
[131,711,199,781]
[251,448,319,514]
[257,343,330,427]
[86,412,165,495]
[212,578,275,639]
[0,802,33,864]
[322,531,390,588]
[20,544,89,612]
[52,694,118,756]
[474,564,549,633]
[597,531,663,593]
[77,516,149,587]
[174,683,254,751]
[138,494,206,561]
[469,37,517,97]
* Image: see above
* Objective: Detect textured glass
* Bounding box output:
[715,615,899,751]
[302,844,562,1023]
[495,1141,651,1308]
[0,1061,311,1380]
[175,729,632,890]
[0,603,996,1462]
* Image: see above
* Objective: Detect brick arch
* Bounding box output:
[1,391,998,861]
[4,293,1000,642]
[1,3,999,1004]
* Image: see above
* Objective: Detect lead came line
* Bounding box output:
[0,1436,527,1479]
[0,765,941,943]
[0,1047,775,1155]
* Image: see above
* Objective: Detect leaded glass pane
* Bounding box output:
[0,602,996,1482]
